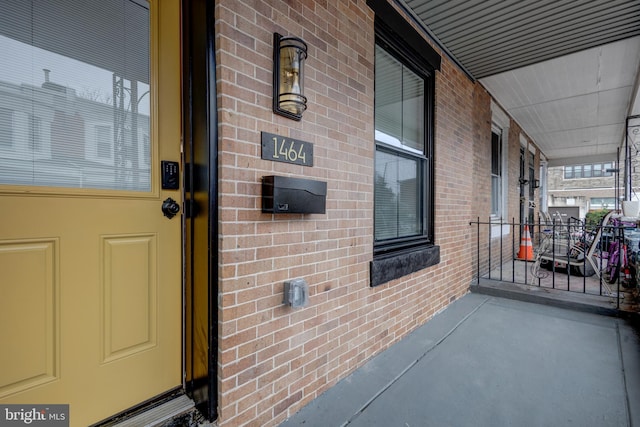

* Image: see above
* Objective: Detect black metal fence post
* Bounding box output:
[476,216,480,284]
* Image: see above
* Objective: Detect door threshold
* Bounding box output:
[97,393,214,427]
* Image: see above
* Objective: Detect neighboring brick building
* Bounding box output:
[546,154,640,221]
[547,163,618,220]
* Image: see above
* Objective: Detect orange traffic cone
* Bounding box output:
[517,225,534,261]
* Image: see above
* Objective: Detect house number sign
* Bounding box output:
[261,132,313,166]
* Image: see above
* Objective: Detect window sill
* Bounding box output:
[489,218,511,239]
[370,245,440,287]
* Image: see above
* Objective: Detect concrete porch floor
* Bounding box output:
[279,292,640,427]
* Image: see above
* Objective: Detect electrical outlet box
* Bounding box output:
[283,279,309,308]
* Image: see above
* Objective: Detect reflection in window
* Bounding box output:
[0,0,151,191]
[96,125,112,159]
[28,115,43,152]
[142,135,151,166]
[0,108,12,148]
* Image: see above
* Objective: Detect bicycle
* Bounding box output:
[530,229,554,283]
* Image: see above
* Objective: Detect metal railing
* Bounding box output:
[469,215,640,311]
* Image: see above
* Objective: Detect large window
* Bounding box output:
[591,197,616,210]
[374,35,434,256]
[490,102,509,221]
[564,163,613,179]
[368,0,440,287]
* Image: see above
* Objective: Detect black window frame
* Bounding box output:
[374,24,435,255]
[370,11,440,287]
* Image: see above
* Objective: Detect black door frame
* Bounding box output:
[182,0,218,421]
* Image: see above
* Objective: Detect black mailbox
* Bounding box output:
[262,175,327,214]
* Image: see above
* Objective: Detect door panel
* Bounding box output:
[0,238,58,396]
[0,1,182,425]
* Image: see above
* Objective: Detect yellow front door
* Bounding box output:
[0,1,182,425]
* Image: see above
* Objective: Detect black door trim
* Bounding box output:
[182,0,218,421]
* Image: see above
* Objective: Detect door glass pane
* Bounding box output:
[0,0,151,191]
[0,108,12,148]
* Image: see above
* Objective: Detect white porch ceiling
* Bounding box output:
[481,37,640,166]
[399,0,640,166]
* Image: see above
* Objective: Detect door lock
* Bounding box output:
[162,197,180,219]
[161,161,179,189]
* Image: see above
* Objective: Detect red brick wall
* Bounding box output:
[214,0,519,425]
[469,91,543,277]
[471,86,495,274]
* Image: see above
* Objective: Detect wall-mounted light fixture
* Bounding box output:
[533,179,540,189]
[273,33,307,121]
